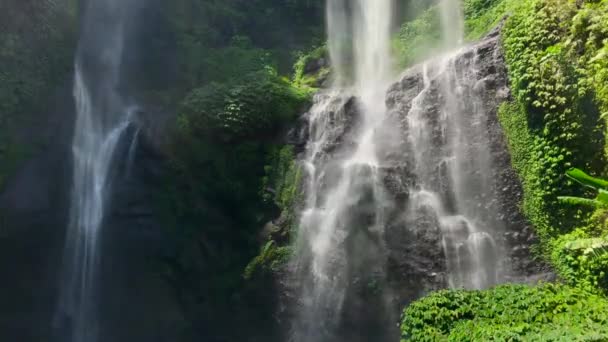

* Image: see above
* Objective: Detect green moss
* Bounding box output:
[401,283,608,341]
[262,145,302,211]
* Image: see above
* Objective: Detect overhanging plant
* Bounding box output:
[558,168,608,208]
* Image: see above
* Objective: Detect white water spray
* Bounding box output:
[406,44,504,289]
[292,0,394,340]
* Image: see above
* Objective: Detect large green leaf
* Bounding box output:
[558,196,603,208]
[597,189,608,205]
[558,189,608,208]
[565,168,608,190]
[564,238,608,252]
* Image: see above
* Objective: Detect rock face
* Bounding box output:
[276,27,548,342]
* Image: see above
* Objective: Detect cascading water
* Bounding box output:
[55,1,139,341]
[404,0,504,290]
[439,0,465,48]
[291,0,394,340]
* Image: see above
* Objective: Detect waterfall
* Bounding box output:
[405,51,504,290]
[55,1,139,341]
[291,0,394,340]
[402,0,504,290]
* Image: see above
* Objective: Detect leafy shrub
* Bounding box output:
[178,68,309,142]
[261,145,302,210]
[401,283,608,341]
[168,0,324,89]
[552,231,608,294]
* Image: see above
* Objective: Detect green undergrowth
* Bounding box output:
[178,68,309,143]
[0,1,76,189]
[401,283,608,341]
[246,144,303,281]
[498,0,608,292]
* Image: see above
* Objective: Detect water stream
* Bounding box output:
[406,51,503,289]
[291,0,394,340]
[55,1,139,341]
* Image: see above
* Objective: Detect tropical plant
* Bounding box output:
[558,168,608,208]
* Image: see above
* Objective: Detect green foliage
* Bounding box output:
[401,283,608,341]
[0,0,76,189]
[0,1,75,118]
[499,0,607,256]
[496,0,608,296]
[243,240,292,280]
[178,68,309,142]
[552,230,608,294]
[292,45,329,89]
[175,35,274,90]
[262,145,302,210]
[258,144,303,245]
[394,7,442,68]
[167,0,324,90]
[565,168,608,190]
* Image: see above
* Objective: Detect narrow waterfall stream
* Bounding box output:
[55,1,139,341]
[406,52,504,290]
